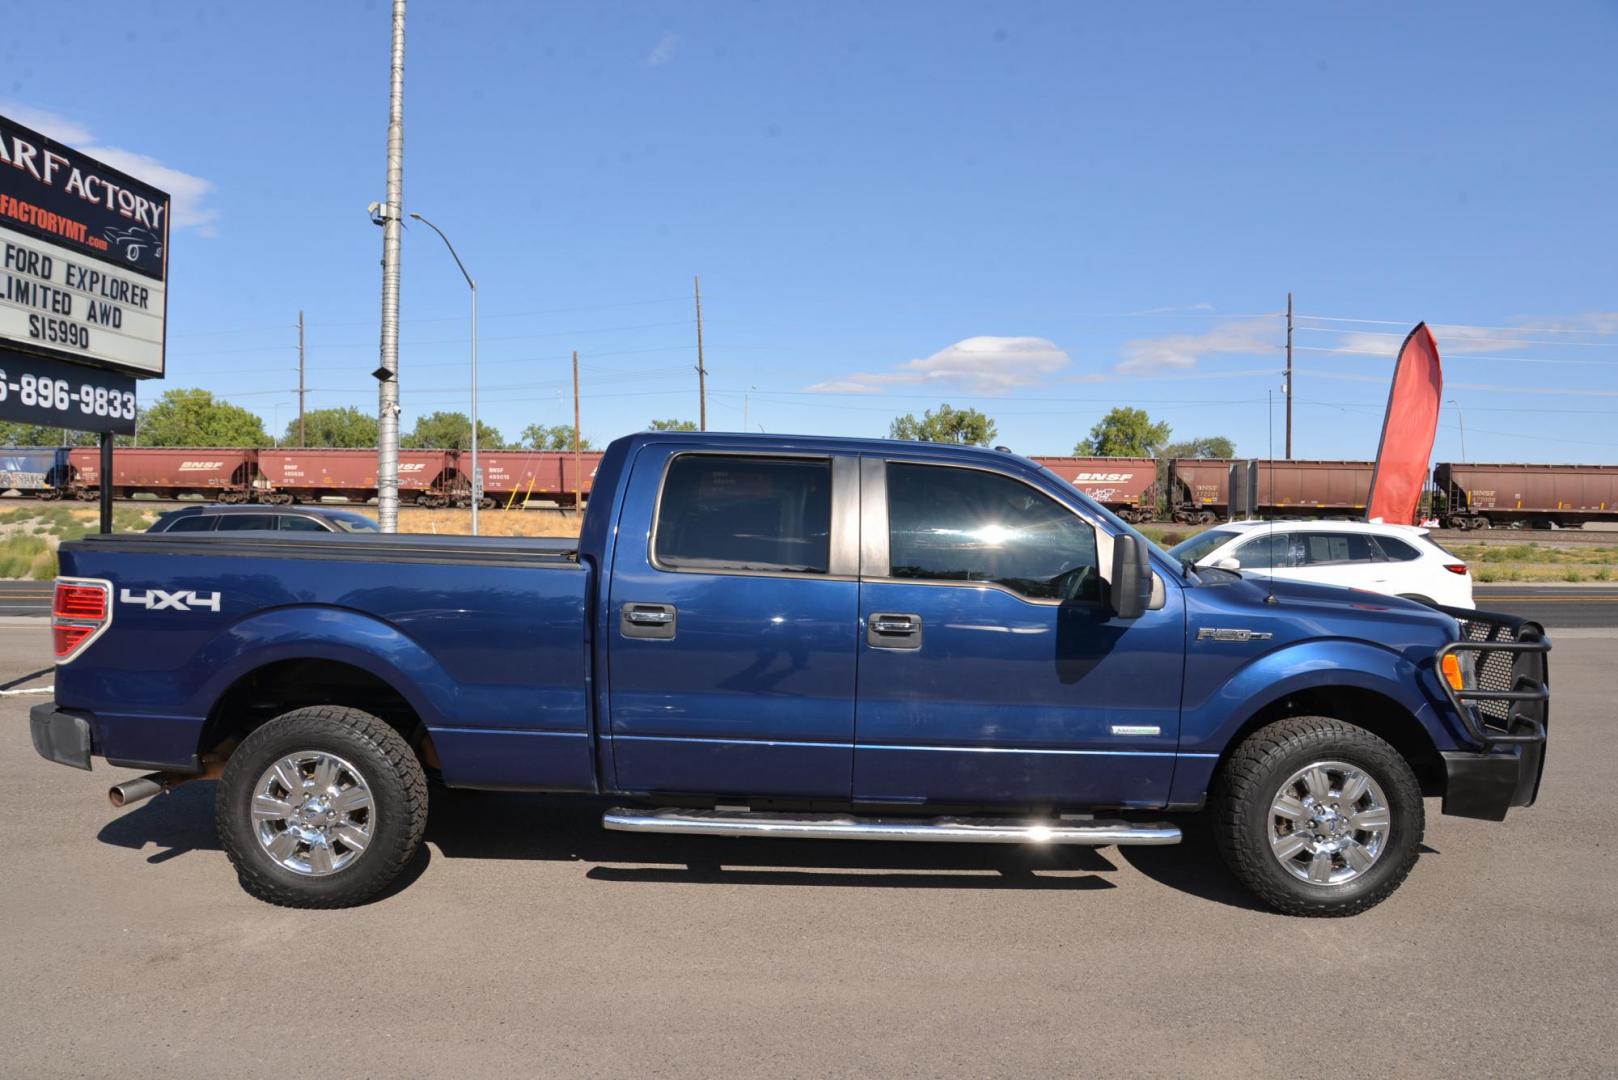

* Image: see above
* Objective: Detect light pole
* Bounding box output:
[410,212,480,535]
[1447,398,1467,461]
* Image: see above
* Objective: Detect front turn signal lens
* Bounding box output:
[1441,653,1465,692]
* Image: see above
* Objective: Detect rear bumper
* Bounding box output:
[30,702,93,771]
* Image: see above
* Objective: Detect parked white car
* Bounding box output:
[1166,520,1474,609]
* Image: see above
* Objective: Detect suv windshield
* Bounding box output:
[1168,529,1238,565]
[327,513,380,533]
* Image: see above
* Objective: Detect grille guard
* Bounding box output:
[1434,605,1551,750]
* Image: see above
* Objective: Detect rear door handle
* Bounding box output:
[867,612,922,649]
[621,602,677,639]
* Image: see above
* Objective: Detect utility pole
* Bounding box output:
[694,274,707,431]
[375,0,407,533]
[1284,291,1294,460]
[572,350,583,510]
[297,310,306,447]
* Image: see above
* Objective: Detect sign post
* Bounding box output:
[0,113,169,532]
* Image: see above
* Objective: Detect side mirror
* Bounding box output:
[1213,557,1241,571]
[1110,533,1153,620]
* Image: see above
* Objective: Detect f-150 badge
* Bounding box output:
[1196,627,1273,642]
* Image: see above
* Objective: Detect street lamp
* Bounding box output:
[409,212,480,535]
[1447,398,1467,461]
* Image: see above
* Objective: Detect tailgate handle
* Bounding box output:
[621,603,677,639]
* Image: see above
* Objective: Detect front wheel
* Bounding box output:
[216,706,428,908]
[1212,716,1423,916]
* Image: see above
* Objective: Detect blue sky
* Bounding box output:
[5,1,1617,460]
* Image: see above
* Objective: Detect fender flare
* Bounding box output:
[187,605,455,730]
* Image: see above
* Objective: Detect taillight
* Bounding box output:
[1443,563,1468,576]
[51,578,111,662]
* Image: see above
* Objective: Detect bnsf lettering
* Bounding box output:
[1072,472,1135,482]
[399,463,426,473]
[178,461,225,471]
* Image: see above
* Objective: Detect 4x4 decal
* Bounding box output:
[119,588,221,613]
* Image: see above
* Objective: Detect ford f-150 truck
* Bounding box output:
[31,432,1550,915]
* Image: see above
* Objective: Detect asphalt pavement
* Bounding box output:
[0,626,1614,1077]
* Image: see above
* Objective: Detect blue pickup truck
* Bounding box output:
[31,432,1550,915]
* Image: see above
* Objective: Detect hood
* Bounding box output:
[1190,571,1459,650]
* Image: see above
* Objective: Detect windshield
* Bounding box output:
[328,513,381,533]
[1168,529,1239,565]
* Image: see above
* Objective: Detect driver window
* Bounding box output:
[886,463,1099,601]
[1233,531,1298,569]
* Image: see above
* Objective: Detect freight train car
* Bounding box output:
[256,449,462,506]
[1167,459,1375,523]
[67,447,258,502]
[1436,462,1618,529]
[1029,457,1158,522]
[0,447,70,497]
[476,450,603,507]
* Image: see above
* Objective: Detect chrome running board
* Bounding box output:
[602,807,1180,846]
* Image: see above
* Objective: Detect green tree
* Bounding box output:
[0,423,93,446]
[647,418,699,432]
[402,411,503,450]
[1077,407,1172,457]
[519,423,594,450]
[1158,435,1235,461]
[283,406,378,448]
[889,404,997,446]
[140,389,270,447]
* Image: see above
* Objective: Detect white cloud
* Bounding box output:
[646,32,680,66]
[1114,317,1280,374]
[1313,313,1618,358]
[1,102,219,234]
[808,336,1071,395]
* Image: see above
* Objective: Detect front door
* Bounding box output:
[607,447,859,798]
[854,457,1184,809]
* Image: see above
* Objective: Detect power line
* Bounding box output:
[1297,314,1618,336]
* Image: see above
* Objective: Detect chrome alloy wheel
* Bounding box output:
[251,751,374,876]
[1268,760,1391,886]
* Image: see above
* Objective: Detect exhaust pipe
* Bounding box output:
[108,773,168,808]
[107,752,230,810]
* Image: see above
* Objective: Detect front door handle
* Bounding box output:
[867,612,922,649]
[621,602,677,639]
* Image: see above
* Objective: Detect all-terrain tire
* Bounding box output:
[216,706,428,908]
[1212,716,1423,917]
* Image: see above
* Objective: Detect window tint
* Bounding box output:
[214,514,276,531]
[162,515,215,533]
[1297,531,1380,565]
[886,463,1099,601]
[278,516,331,532]
[654,455,831,573]
[1374,536,1421,561]
[1233,532,1297,569]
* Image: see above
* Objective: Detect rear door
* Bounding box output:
[606,447,860,797]
[852,456,1184,809]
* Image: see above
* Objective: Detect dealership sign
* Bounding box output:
[0,113,168,380]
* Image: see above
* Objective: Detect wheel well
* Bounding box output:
[200,659,436,768]
[1219,686,1446,797]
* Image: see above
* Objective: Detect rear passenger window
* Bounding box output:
[163,515,215,533]
[214,515,276,531]
[654,456,831,573]
[1298,532,1379,565]
[279,516,330,532]
[1374,537,1421,561]
[886,463,1099,601]
[1234,532,1298,569]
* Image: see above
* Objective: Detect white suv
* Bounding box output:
[1166,520,1474,609]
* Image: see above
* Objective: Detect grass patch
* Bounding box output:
[0,534,48,578]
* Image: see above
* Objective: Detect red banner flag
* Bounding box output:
[1366,323,1443,525]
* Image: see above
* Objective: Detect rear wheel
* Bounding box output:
[216,706,428,908]
[1213,716,1423,916]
